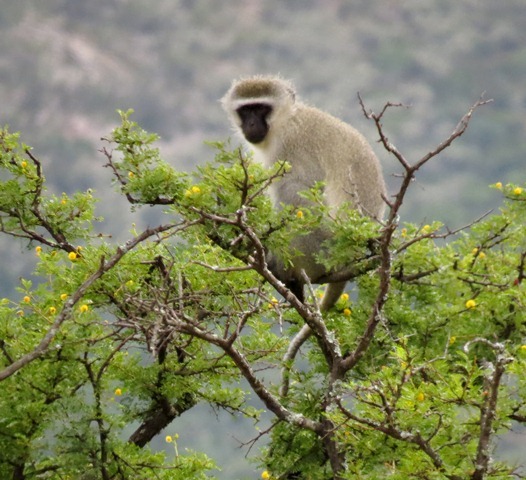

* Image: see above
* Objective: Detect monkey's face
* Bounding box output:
[236,103,272,144]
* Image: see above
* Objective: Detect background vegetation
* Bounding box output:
[1,1,525,477]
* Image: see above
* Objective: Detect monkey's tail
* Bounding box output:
[279,281,346,397]
[319,281,346,312]
[280,324,311,397]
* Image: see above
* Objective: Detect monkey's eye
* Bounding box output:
[237,103,272,121]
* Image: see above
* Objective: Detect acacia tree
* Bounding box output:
[1,98,525,480]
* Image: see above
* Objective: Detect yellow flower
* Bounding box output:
[79,304,89,313]
[401,228,408,238]
[20,161,28,168]
[421,225,431,233]
[184,185,201,197]
[296,210,304,219]
[478,251,486,259]
[343,308,352,317]
[128,171,135,178]
[520,345,526,352]
[267,297,279,309]
[60,293,68,301]
[449,336,456,345]
[465,299,477,309]
[35,246,42,255]
[68,251,77,261]
[513,187,523,195]
[416,392,425,402]
[114,388,122,396]
[340,293,349,302]
[495,182,503,189]
[23,296,31,303]
[49,306,56,315]
[165,435,172,443]
[261,471,271,480]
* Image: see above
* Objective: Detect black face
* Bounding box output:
[236,103,272,144]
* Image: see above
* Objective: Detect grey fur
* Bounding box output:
[223,75,387,397]
[222,74,386,310]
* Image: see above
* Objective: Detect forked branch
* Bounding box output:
[335,96,491,376]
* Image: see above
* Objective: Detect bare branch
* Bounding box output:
[358,93,411,169]
[412,95,493,172]
[336,95,492,377]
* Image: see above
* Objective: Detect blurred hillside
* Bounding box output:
[2,0,525,224]
[1,0,526,477]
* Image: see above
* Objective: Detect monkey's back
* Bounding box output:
[251,103,386,282]
[267,103,386,220]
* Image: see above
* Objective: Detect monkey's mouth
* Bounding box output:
[244,130,267,144]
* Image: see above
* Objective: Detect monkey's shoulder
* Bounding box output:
[290,105,364,140]
[277,104,371,160]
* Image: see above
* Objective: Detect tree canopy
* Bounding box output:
[1,102,526,479]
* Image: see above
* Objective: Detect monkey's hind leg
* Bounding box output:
[280,281,347,397]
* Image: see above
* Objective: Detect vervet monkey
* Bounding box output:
[221,75,386,313]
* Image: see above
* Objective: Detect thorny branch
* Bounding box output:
[335,396,463,480]
[464,339,514,480]
[337,95,492,377]
[154,303,324,434]
[187,202,341,370]
[0,222,181,381]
